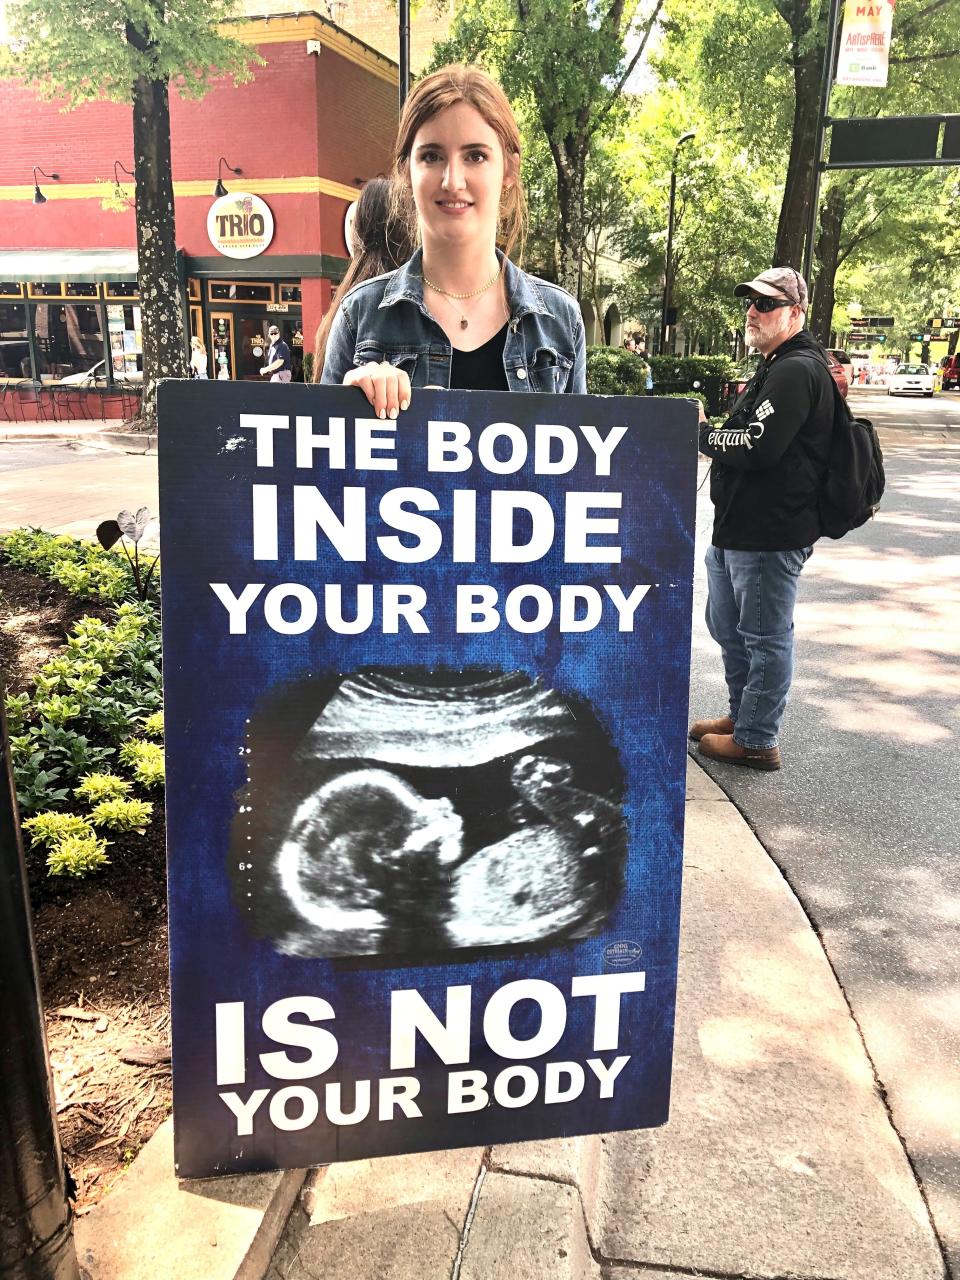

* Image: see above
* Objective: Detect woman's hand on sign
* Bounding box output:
[343,361,411,420]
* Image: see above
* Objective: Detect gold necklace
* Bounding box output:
[422,264,502,330]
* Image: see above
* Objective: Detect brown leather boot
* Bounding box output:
[697,732,781,771]
[688,715,735,741]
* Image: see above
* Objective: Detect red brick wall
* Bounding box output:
[0,37,395,261]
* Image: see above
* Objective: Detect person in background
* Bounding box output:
[190,335,208,379]
[622,336,637,353]
[690,267,832,772]
[321,63,586,408]
[261,326,292,383]
[312,177,415,380]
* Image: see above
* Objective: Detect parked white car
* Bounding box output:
[888,363,935,397]
[59,360,142,385]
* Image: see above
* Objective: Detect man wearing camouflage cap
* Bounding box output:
[690,266,835,771]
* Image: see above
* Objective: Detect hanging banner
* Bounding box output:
[836,0,896,87]
[157,381,698,1179]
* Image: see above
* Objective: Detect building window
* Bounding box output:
[280,284,302,303]
[105,281,139,299]
[187,278,201,301]
[0,282,24,300]
[65,282,99,298]
[29,282,66,298]
[0,303,29,378]
[106,304,143,377]
[209,281,274,302]
[33,303,104,380]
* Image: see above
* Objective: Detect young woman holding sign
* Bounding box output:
[320,64,586,410]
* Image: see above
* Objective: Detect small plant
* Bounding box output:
[75,772,132,804]
[142,711,164,739]
[47,833,110,877]
[89,797,153,833]
[22,811,95,848]
[96,508,160,602]
[119,739,165,788]
[4,692,30,733]
[36,693,84,727]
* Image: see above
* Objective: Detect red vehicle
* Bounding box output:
[940,355,960,391]
[728,351,849,406]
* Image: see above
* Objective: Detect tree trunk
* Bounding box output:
[550,135,586,297]
[774,52,822,267]
[809,185,845,343]
[131,71,187,431]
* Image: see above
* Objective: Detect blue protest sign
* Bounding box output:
[157,381,698,1179]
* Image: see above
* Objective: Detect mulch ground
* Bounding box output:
[0,559,170,1211]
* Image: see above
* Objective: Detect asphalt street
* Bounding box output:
[689,387,960,1277]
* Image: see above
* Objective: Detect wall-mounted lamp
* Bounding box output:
[214,157,243,198]
[113,161,135,195]
[32,166,60,205]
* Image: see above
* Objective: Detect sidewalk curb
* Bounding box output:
[0,424,156,453]
[74,1118,307,1280]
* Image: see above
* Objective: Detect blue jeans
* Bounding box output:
[704,545,813,749]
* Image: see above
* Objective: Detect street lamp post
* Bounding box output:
[659,130,696,356]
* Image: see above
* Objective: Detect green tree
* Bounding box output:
[657,0,960,269]
[5,0,257,427]
[431,0,664,293]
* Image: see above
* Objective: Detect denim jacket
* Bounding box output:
[321,249,586,394]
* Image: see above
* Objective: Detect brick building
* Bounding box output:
[0,11,398,401]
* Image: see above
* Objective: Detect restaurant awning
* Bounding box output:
[0,249,139,283]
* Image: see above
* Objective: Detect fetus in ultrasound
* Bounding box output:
[231,669,627,959]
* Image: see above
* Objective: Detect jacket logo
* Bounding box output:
[754,399,774,422]
[708,420,765,452]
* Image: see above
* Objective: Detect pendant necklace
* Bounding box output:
[422,263,502,330]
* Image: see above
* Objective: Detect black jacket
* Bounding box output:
[699,330,835,550]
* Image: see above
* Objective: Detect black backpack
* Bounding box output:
[782,350,886,540]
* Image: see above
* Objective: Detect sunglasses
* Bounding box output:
[268,330,280,337]
[743,296,794,314]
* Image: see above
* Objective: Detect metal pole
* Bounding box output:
[398,0,411,111]
[659,131,695,356]
[659,166,678,357]
[802,0,843,286]
[0,706,80,1280]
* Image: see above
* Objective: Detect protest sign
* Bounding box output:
[157,381,698,1179]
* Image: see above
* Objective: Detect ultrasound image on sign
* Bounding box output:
[229,669,626,959]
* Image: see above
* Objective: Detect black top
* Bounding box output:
[450,324,509,391]
[268,340,292,373]
[698,330,835,551]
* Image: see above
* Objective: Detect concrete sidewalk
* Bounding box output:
[74,763,946,1280]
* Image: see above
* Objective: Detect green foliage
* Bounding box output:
[119,739,165,788]
[6,0,258,107]
[22,811,95,848]
[648,354,735,384]
[302,353,315,382]
[90,797,153,834]
[141,711,164,739]
[586,346,650,395]
[1,533,162,817]
[47,834,111,878]
[0,528,156,603]
[74,773,132,804]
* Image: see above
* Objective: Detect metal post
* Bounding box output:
[398,0,411,111]
[0,707,80,1280]
[802,0,843,287]
[659,131,695,356]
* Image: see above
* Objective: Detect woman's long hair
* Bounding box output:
[312,178,415,380]
[392,64,528,264]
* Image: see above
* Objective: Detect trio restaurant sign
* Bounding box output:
[157,382,698,1178]
[207,192,275,259]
